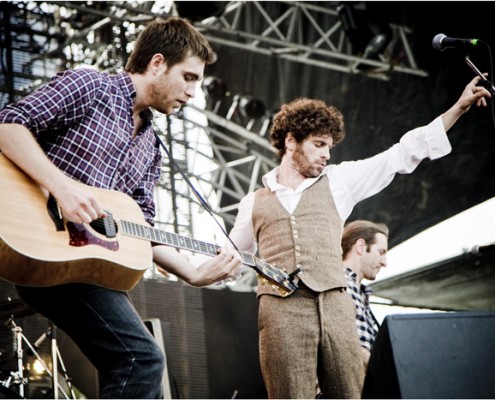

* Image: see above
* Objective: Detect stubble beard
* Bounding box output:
[151,79,173,115]
[293,144,321,178]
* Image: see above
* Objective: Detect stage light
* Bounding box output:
[338,2,392,59]
[236,94,266,119]
[202,76,227,100]
[31,359,47,375]
[174,1,228,22]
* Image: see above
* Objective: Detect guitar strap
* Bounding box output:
[154,129,240,252]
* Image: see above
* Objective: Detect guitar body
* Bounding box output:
[0,154,152,291]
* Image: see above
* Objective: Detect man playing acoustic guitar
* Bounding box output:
[0,17,243,399]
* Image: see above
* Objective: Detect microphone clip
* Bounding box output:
[465,56,495,96]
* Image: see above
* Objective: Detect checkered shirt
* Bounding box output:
[345,267,379,351]
[0,68,162,225]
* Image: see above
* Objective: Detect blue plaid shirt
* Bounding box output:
[345,267,379,352]
[0,68,162,225]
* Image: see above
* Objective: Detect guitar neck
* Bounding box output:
[120,220,256,267]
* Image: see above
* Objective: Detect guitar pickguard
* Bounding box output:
[67,222,119,251]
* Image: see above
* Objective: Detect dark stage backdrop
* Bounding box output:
[204,2,495,248]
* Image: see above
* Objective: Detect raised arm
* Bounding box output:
[442,75,491,132]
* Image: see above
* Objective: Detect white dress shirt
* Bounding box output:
[228,116,451,255]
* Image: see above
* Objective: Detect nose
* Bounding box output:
[322,147,331,161]
[380,255,387,267]
[186,83,197,99]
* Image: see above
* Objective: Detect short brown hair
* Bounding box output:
[270,97,345,159]
[341,220,389,258]
[125,16,217,74]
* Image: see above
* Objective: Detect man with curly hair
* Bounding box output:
[228,76,490,399]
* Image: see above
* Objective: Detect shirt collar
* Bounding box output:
[262,167,281,190]
[345,267,373,295]
[114,71,153,126]
[262,166,328,191]
[345,266,357,279]
[114,71,136,101]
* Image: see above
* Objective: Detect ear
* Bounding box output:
[285,133,296,151]
[150,54,165,74]
[355,238,366,255]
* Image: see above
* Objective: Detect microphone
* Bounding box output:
[432,33,480,51]
[471,243,495,256]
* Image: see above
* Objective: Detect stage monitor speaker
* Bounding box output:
[362,311,495,399]
[143,318,174,399]
[57,329,99,399]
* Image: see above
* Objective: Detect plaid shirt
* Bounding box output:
[0,68,162,225]
[345,267,379,352]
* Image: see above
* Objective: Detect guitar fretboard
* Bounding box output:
[120,220,256,267]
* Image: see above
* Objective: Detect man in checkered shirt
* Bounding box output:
[342,220,389,370]
[0,16,242,398]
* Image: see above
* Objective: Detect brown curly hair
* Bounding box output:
[270,98,346,159]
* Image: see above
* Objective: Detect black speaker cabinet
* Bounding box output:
[362,311,495,399]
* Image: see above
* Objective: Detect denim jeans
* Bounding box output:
[16,283,165,399]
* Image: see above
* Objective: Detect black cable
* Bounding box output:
[154,131,240,252]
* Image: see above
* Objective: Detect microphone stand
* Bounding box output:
[6,318,76,399]
[465,56,495,96]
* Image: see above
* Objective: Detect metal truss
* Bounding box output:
[196,1,429,80]
[162,104,277,228]
[0,1,427,290]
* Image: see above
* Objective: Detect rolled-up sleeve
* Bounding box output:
[395,115,452,172]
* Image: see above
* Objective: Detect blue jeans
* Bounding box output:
[16,283,165,399]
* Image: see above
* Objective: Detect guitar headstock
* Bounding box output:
[252,257,299,295]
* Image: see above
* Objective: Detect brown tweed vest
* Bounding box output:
[252,175,346,297]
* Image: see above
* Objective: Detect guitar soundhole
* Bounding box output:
[89,212,118,238]
[67,216,119,251]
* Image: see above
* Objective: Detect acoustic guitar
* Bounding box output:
[0,154,298,294]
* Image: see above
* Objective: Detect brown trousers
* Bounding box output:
[258,285,365,399]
